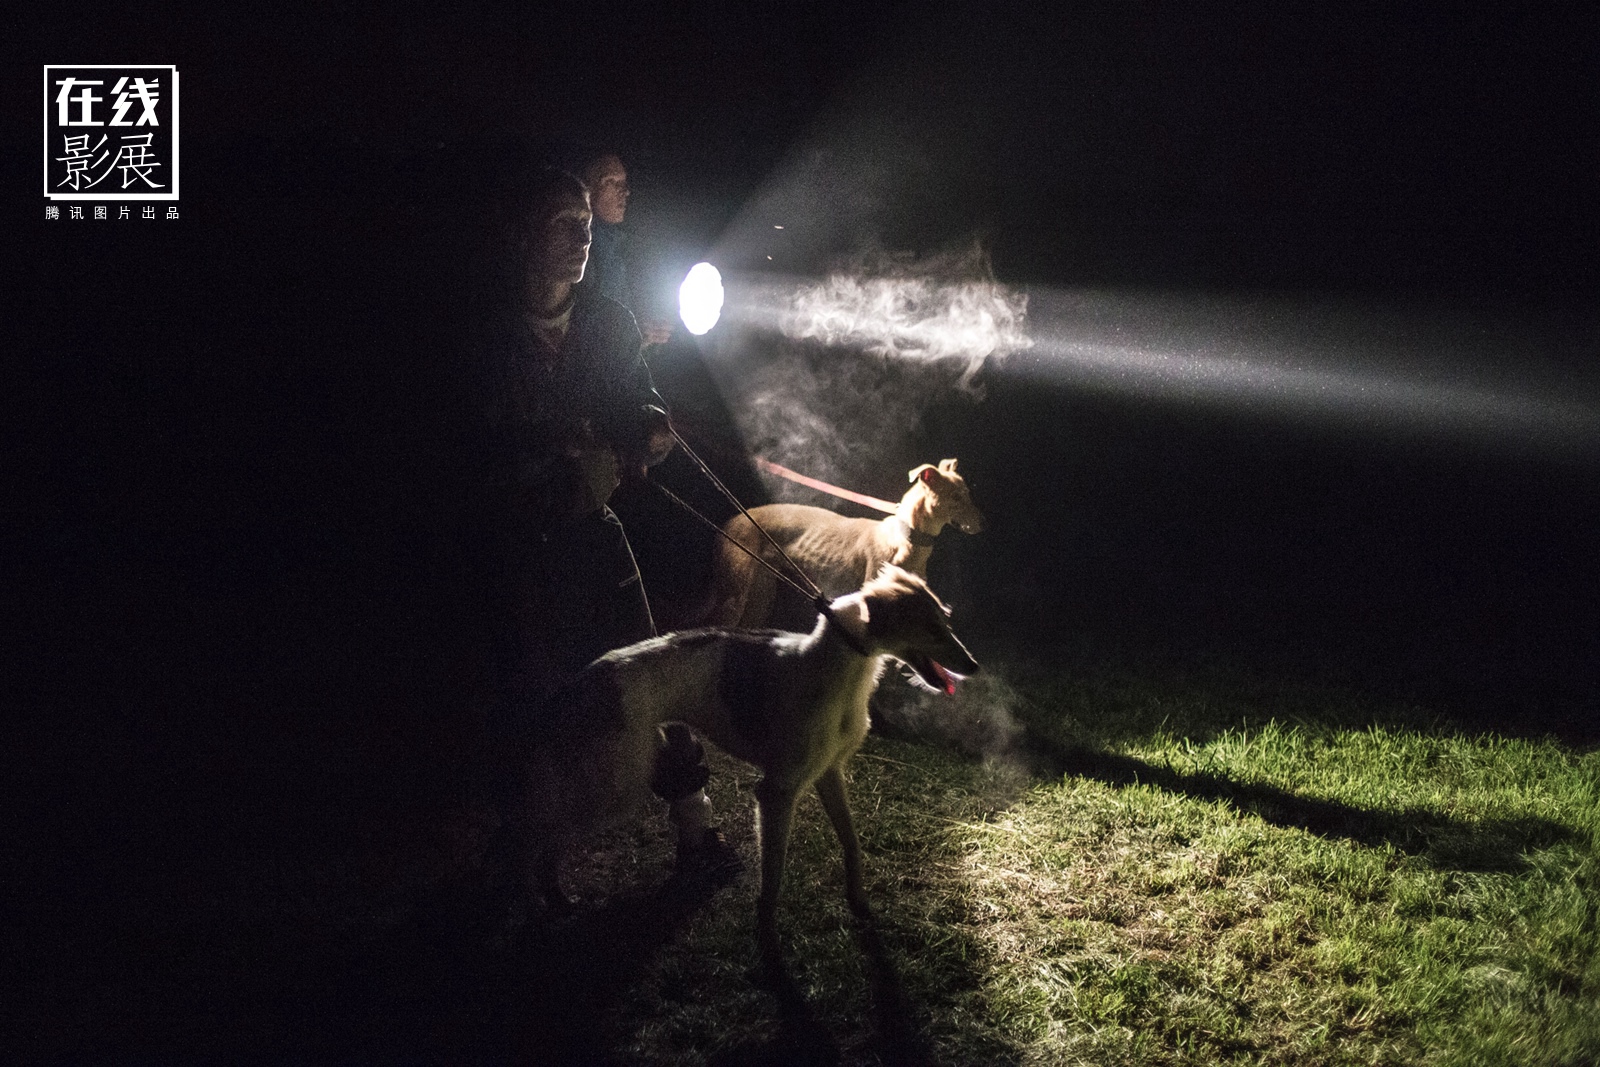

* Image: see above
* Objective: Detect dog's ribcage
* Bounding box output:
[738,509,883,597]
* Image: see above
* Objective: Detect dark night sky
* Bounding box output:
[25,2,1595,280]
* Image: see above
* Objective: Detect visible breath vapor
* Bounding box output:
[780,246,1032,392]
[872,671,1031,781]
[713,245,1026,489]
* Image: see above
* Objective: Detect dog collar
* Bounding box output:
[893,516,939,548]
[816,598,873,657]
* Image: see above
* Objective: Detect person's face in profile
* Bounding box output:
[532,189,593,285]
[588,158,629,226]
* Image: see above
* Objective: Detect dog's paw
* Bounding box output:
[749,956,803,1002]
[676,827,742,884]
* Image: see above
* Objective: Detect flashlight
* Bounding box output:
[678,262,724,336]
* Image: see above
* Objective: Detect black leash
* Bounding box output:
[644,477,818,605]
[650,428,873,657]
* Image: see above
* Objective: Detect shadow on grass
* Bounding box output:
[854,918,944,1067]
[25,843,983,1065]
[704,916,956,1067]
[496,869,737,1065]
[706,967,843,1067]
[206,864,737,1066]
[1030,742,1578,872]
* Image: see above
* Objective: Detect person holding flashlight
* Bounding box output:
[580,153,674,346]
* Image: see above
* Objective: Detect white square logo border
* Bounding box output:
[44,64,180,201]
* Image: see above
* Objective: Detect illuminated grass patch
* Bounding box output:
[607,664,1599,1065]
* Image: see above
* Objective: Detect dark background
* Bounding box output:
[8,1,1598,1058]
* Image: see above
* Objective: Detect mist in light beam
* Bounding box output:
[698,265,1598,476]
[1018,289,1600,458]
[778,246,1032,392]
[699,247,1032,488]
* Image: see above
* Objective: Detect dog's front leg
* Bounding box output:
[754,779,800,974]
[815,764,869,917]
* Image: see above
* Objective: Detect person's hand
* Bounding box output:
[640,320,674,346]
[620,406,676,482]
[642,406,676,467]
[573,444,621,510]
[564,420,622,511]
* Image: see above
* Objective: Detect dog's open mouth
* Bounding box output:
[904,652,959,695]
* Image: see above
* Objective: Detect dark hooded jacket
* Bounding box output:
[583,220,632,308]
[481,288,668,525]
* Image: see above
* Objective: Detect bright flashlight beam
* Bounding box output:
[694,265,1600,458]
[1019,290,1600,456]
[679,262,725,335]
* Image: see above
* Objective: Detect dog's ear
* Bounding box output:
[939,458,958,472]
[908,463,934,484]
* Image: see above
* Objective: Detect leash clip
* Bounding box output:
[815,595,873,658]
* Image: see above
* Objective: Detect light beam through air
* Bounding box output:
[682,257,1600,460]
[1019,288,1600,456]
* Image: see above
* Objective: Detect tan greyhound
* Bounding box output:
[707,458,985,632]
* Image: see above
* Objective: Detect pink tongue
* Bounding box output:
[931,660,955,695]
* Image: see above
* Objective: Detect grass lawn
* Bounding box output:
[38,652,1591,1064]
[592,656,1600,1065]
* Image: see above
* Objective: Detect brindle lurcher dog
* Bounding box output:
[501,565,979,974]
[708,458,985,632]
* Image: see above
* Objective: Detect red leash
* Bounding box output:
[752,457,898,515]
